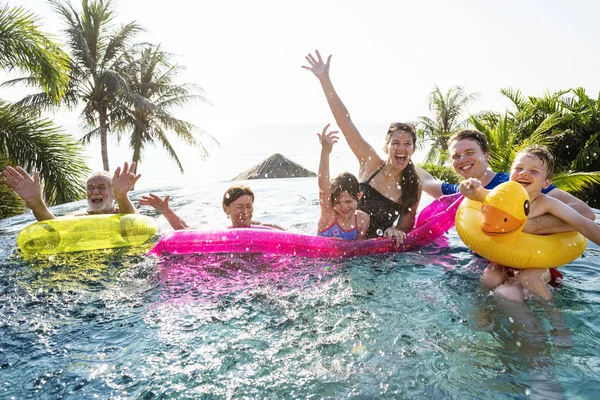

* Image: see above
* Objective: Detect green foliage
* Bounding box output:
[0,4,89,218]
[0,4,70,101]
[0,102,89,206]
[470,87,600,204]
[417,85,477,164]
[418,162,461,184]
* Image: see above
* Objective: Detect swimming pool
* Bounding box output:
[1,178,599,399]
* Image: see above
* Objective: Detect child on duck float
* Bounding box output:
[460,146,600,301]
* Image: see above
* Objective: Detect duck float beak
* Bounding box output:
[480,181,530,242]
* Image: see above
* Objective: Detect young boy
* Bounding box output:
[460,146,600,301]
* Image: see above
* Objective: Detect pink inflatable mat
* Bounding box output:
[148,193,462,258]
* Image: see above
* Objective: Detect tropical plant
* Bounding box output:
[0,101,90,204]
[8,0,144,171]
[0,4,70,101]
[1,4,89,217]
[85,44,217,175]
[417,162,460,184]
[417,85,477,164]
[470,88,600,204]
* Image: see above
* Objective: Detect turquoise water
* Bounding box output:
[1,178,600,399]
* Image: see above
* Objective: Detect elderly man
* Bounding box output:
[417,130,595,234]
[2,162,141,221]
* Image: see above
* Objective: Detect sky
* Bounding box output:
[2,0,600,188]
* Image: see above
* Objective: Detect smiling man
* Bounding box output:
[2,162,141,221]
[416,130,595,234]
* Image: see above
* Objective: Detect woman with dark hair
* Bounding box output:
[302,51,421,241]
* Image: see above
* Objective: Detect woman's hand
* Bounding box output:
[301,50,331,80]
[383,227,407,246]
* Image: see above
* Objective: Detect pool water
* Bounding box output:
[1,178,599,399]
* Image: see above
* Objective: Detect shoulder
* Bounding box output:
[485,172,509,189]
[358,159,385,181]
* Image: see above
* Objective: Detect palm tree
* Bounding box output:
[0,4,89,218]
[417,85,477,164]
[100,44,217,176]
[11,0,143,171]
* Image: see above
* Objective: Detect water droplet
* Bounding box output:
[376,229,384,237]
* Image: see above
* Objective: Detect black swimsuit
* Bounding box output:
[358,164,402,238]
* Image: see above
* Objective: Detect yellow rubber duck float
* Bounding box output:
[455,181,587,269]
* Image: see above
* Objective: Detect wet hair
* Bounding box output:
[330,172,361,204]
[385,122,421,214]
[517,146,555,179]
[447,129,489,154]
[223,185,254,207]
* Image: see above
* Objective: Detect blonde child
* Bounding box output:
[317,124,370,240]
[460,146,600,301]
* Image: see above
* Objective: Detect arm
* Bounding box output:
[302,51,380,174]
[317,125,337,229]
[544,196,600,246]
[139,193,189,230]
[459,178,488,203]
[523,188,596,234]
[415,165,444,199]
[383,187,422,244]
[357,211,370,240]
[112,161,141,214]
[2,166,55,221]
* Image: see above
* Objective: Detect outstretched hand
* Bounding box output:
[318,124,339,154]
[2,166,43,206]
[112,161,141,199]
[301,50,331,80]
[139,193,170,213]
[459,178,482,197]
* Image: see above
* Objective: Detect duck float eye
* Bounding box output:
[523,199,530,217]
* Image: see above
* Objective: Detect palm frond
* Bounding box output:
[0,4,70,101]
[551,171,600,194]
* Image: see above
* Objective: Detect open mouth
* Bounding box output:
[91,197,104,204]
[516,179,531,186]
[459,163,474,172]
[395,154,407,164]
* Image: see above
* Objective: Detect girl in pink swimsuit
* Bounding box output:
[316,125,370,240]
